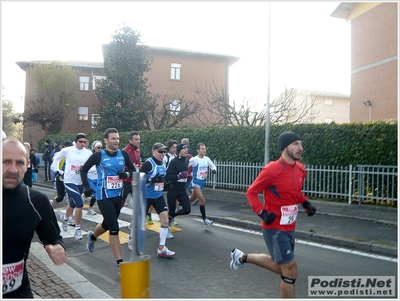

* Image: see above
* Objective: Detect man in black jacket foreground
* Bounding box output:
[2,137,66,298]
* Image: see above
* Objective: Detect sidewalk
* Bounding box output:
[28,169,397,298]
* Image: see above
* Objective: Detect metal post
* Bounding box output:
[264,2,271,165]
[120,172,150,298]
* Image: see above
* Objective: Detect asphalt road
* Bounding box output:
[31,185,397,299]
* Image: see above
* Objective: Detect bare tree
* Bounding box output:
[192,79,266,126]
[2,98,23,139]
[144,93,200,129]
[270,87,318,124]
[192,80,318,126]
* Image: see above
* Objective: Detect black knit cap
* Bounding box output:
[278,131,301,151]
[177,144,187,154]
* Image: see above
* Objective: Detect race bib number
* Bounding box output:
[199,170,208,180]
[106,176,123,189]
[280,205,298,225]
[154,182,164,191]
[70,164,82,175]
[2,259,24,295]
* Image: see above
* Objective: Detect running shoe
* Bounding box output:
[157,246,175,257]
[203,218,213,227]
[75,229,83,240]
[68,218,76,227]
[169,218,175,228]
[166,229,174,239]
[88,208,96,215]
[146,214,153,225]
[230,248,245,270]
[193,199,199,205]
[59,214,68,231]
[127,236,133,251]
[86,231,97,252]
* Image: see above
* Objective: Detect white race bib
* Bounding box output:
[70,164,82,175]
[199,170,208,180]
[154,182,164,191]
[279,204,298,225]
[106,176,123,189]
[2,259,24,295]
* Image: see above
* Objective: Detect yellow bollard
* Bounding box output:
[120,255,151,298]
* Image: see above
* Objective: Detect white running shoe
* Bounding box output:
[230,248,245,270]
[88,208,96,215]
[157,246,175,257]
[75,229,83,240]
[127,236,133,251]
[87,231,97,252]
[203,218,213,227]
[59,214,68,231]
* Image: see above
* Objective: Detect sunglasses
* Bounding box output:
[96,146,102,149]
[78,140,88,144]
[157,150,166,154]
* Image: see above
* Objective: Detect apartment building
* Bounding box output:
[17,47,239,143]
[331,2,398,122]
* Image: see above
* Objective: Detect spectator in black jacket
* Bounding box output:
[22,142,37,187]
[42,139,53,182]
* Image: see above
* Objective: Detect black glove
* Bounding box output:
[258,209,277,225]
[118,172,130,179]
[83,185,92,198]
[151,174,165,183]
[211,169,217,175]
[302,200,316,216]
[33,167,39,173]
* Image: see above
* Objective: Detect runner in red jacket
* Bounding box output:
[229,131,316,298]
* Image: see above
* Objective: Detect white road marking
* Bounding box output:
[200,219,398,263]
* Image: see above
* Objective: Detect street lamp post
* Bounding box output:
[364,100,372,121]
[264,2,271,165]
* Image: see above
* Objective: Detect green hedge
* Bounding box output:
[38,120,397,166]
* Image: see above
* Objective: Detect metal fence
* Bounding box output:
[206,161,398,206]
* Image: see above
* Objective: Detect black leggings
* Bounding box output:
[97,197,122,235]
[55,178,66,203]
[167,189,191,217]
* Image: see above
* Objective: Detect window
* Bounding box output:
[324,117,333,123]
[91,114,101,128]
[92,75,106,90]
[170,99,181,115]
[170,63,181,80]
[79,76,89,91]
[78,107,88,121]
[324,98,334,106]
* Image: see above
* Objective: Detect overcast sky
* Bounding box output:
[1,1,350,112]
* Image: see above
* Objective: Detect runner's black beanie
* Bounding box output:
[278,132,301,151]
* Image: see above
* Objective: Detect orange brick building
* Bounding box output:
[331,2,398,122]
[17,47,239,144]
